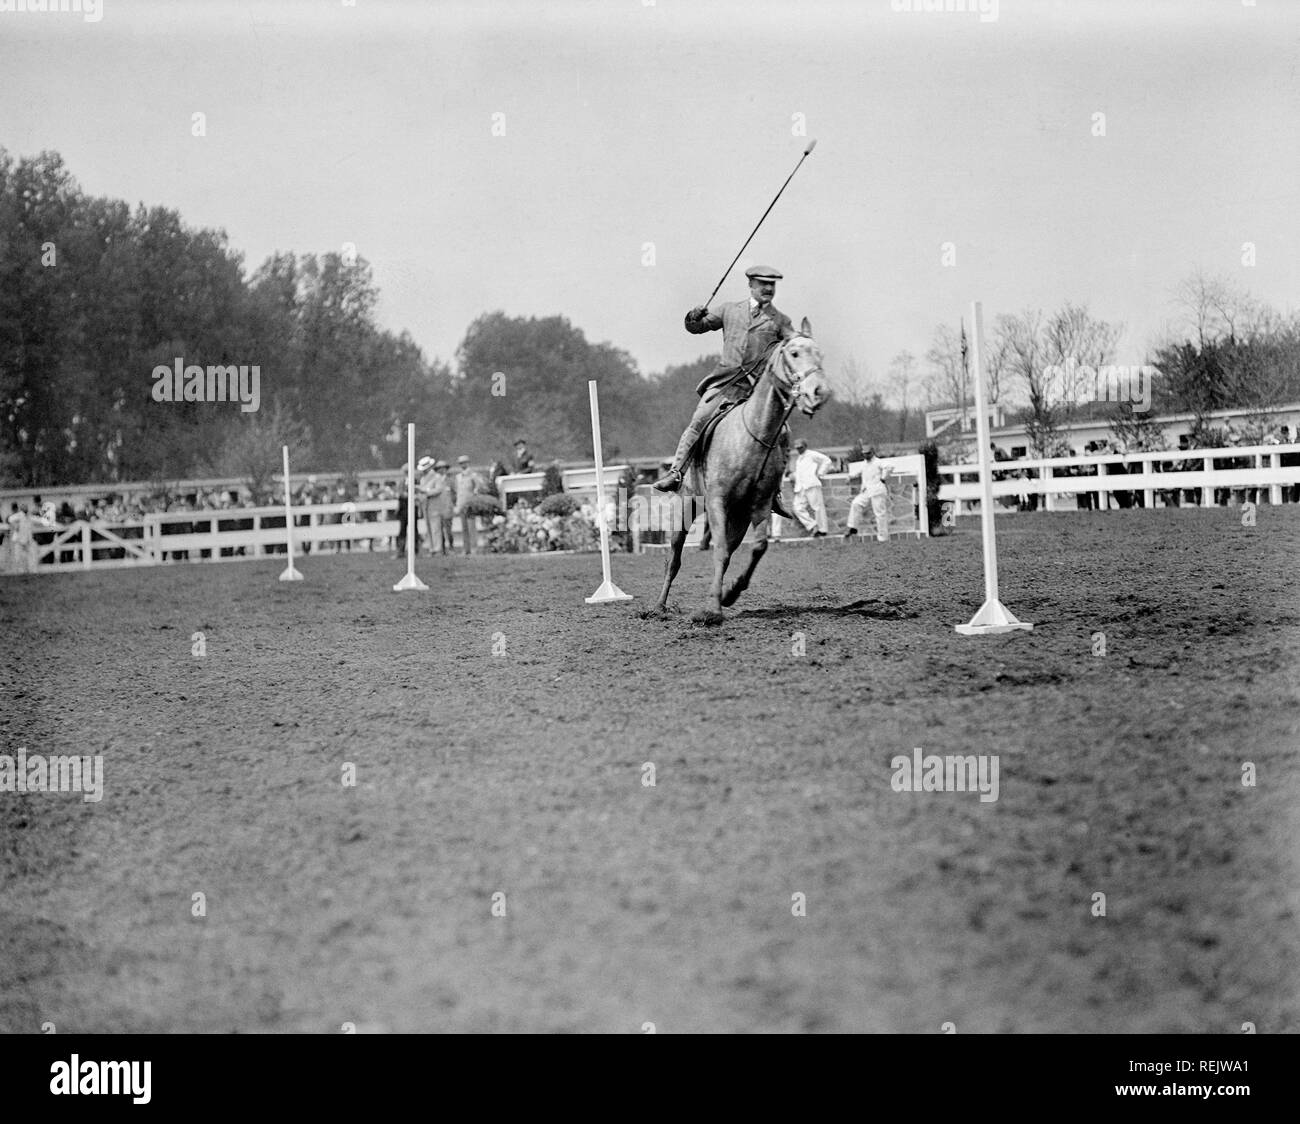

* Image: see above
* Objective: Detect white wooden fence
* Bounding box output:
[938,443,1300,513]
[6,445,1297,574]
[3,501,406,574]
[2,463,635,574]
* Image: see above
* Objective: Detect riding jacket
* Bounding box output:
[686,299,794,397]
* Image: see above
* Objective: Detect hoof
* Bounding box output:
[638,605,669,620]
[691,608,725,627]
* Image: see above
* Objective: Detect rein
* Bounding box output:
[740,344,798,449]
[742,340,814,478]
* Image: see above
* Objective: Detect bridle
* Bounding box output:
[741,335,823,451]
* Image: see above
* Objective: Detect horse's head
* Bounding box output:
[773,318,831,417]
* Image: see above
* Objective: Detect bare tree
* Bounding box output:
[213,399,313,503]
[887,350,918,442]
[832,352,875,408]
[996,303,1123,456]
[924,324,966,420]
[980,324,1009,408]
[995,309,1057,456]
[1042,301,1123,407]
[1174,270,1267,347]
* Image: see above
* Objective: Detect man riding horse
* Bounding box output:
[653,265,796,519]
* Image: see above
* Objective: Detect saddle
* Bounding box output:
[681,339,790,497]
[682,385,790,493]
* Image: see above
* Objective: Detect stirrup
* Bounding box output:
[652,469,683,492]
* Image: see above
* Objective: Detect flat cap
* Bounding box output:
[745,265,783,280]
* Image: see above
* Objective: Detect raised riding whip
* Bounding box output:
[702,138,818,308]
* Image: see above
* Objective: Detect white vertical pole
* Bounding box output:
[585,380,632,604]
[955,301,1031,635]
[277,444,303,581]
[394,422,428,591]
[971,302,999,607]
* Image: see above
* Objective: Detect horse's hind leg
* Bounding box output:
[654,497,690,612]
[720,512,770,607]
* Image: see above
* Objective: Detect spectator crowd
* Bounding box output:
[1,436,543,572]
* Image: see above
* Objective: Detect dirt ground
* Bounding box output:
[2,507,1297,1033]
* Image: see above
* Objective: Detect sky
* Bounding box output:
[3,0,1298,402]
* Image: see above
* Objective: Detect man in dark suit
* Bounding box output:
[653,265,797,521]
[512,438,536,474]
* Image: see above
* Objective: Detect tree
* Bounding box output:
[995,304,1122,457]
[923,325,966,417]
[1174,270,1268,349]
[1107,405,1168,452]
[212,399,313,503]
[453,312,645,461]
[1042,301,1123,410]
[996,309,1055,456]
[831,352,874,407]
[887,351,918,442]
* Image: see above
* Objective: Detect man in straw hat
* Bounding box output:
[424,459,455,555]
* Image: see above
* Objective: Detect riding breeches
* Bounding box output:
[670,388,794,473]
[669,388,723,471]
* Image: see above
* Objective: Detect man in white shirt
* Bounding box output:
[453,455,485,555]
[786,438,832,537]
[6,503,36,573]
[846,447,893,543]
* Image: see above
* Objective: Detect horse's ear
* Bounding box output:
[799,316,812,338]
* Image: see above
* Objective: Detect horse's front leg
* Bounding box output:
[692,493,732,624]
[721,511,769,607]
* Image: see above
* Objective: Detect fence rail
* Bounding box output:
[937,443,1300,512]
[3,501,408,574]
[3,468,638,574]
[7,444,1299,575]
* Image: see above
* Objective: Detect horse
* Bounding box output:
[654,319,830,622]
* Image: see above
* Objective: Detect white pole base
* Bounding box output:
[585,579,633,604]
[278,565,303,582]
[955,598,1033,635]
[393,571,429,592]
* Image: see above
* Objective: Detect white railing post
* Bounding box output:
[584,380,632,604]
[1270,452,1282,505]
[278,445,303,581]
[1202,455,1213,507]
[954,301,1031,635]
[393,423,428,592]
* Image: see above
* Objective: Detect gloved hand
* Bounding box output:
[685,306,709,322]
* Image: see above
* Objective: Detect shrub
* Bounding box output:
[919,440,944,535]
[538,492,580,517]
[488,499,605,554]
[463,494,502,518]
[540,463,564,498]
